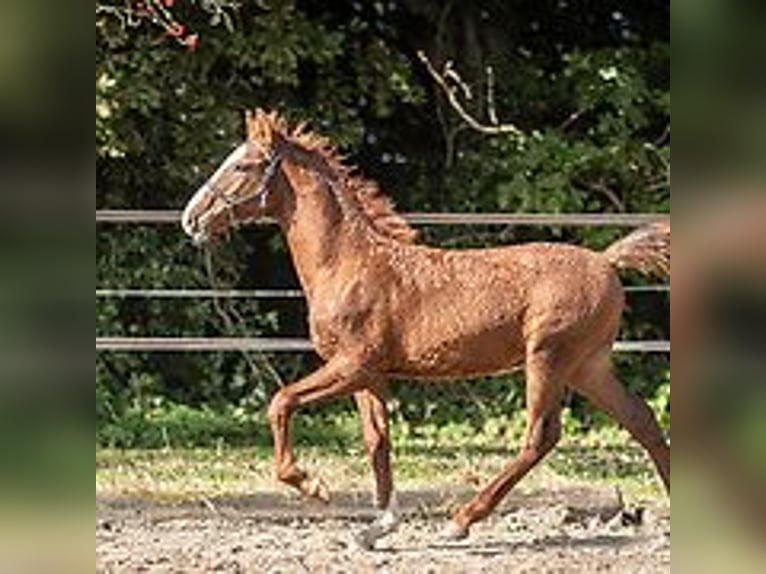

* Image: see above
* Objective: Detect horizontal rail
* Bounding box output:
[96,285,668,299]
[96,337,314,352]
[613,340,670,353]
[96,337,669,353]
[97,210,181,223]
[407,212,666,226]
[96,210,667,227]
[96,288,305,299]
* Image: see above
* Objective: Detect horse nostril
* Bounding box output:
[181,210,199,236]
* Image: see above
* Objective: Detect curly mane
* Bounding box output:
[253,111,417,244]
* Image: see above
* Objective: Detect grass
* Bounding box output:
[96,410,667,505]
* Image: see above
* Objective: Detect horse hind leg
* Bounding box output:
[572,353,670,493]
[444,349,565,539]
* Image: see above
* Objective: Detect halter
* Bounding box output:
[205,150,283,232]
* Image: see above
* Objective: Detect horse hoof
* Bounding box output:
[316,480,331,503]
[441,520,469,541]
[301,476,331,503]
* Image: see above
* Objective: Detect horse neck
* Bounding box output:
[275,154,370,297]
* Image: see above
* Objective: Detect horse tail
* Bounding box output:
[603,219,670,277]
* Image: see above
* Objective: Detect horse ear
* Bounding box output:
[245,108,284,149]
[245,109,259,140]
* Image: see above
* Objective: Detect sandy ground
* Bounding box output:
[96,486,669,573]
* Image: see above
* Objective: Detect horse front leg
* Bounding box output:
[266,354,373,502]
[354,387,399,549]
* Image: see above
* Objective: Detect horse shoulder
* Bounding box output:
[307,253,398,360]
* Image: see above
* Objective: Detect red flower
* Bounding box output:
[184,34,199,51]
[163,0,174,6]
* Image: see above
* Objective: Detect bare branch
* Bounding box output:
[558,107,588,131]
[653,123,670,147]
[444,61,473,100]
[417,51,525,138]
[589,180,626,213]
[486,65,498,125]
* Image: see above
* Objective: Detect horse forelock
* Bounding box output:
[251,110,417,244]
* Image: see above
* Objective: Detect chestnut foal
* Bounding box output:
[182,110,670,547]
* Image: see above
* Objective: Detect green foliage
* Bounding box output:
[97,1,669,447]
[649,376,671,431]
[98,364,670,450]
[97,400,262,449]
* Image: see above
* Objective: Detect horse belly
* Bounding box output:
[397,321,525,379]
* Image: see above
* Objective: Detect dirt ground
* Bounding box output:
[97,486,669,573]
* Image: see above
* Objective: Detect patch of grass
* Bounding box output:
[97,402,362,450]
[97,408,667,503]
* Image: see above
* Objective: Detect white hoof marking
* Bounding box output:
[355,493,400,550]
[441,520,469,541]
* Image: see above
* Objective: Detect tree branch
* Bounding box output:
[417,51,525,138]
[589,180,626,213]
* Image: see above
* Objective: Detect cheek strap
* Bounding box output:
[247,151,283,209]
[202,151,283,234]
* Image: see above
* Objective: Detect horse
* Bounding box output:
[181,109,670,548]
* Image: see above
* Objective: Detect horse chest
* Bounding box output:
[307,283,379,358]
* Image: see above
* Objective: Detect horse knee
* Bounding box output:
[268,390,295,425]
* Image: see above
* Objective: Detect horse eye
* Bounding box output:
[233,163,251,173]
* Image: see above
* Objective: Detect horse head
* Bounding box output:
[181,109,287,244]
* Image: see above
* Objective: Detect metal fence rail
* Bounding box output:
[96,210,668,227]
[96,336,669,354]
[96,336,314,352]
[96,285,668,299]
[96,288,306,299]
